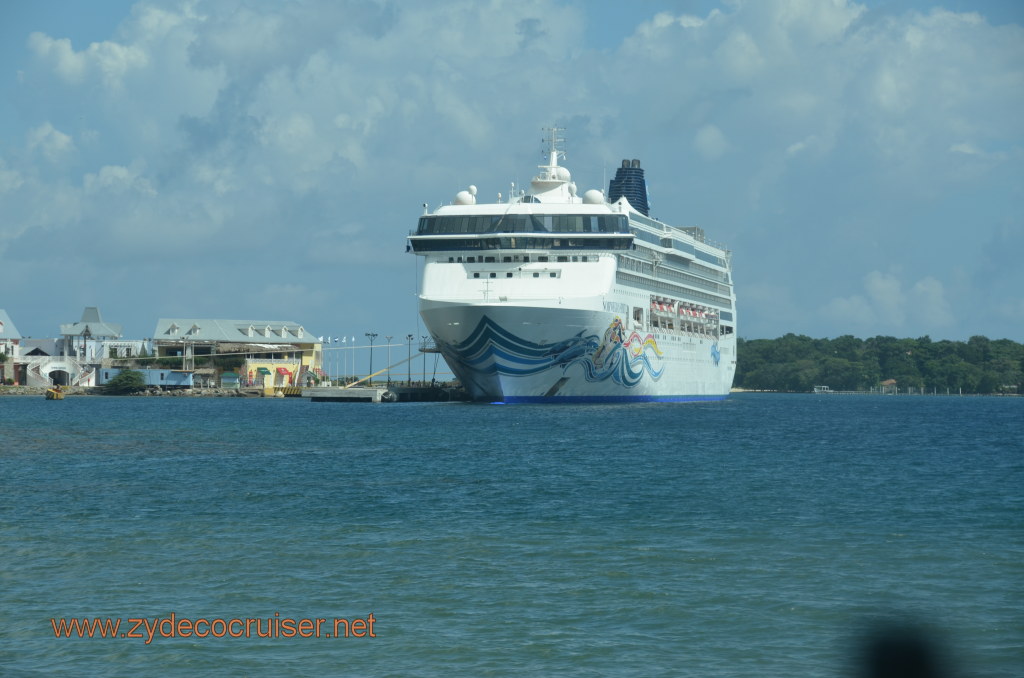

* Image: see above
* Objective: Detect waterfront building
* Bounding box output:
[0,309,23,384]
[95,367,194,389]
[60,306,144,360]
[151,318,322,388]
[13,307,142,387]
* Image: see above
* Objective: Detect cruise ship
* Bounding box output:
[409,130,736,402]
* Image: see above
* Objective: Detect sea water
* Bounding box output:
[1,393,1020,677]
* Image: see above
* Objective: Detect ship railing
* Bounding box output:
[676,225,730,252]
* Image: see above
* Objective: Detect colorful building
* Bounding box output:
[152,318,322,388]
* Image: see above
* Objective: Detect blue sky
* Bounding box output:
[1,0,1021,351]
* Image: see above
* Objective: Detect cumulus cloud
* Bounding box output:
[0,159,24,194]
[28,32,147,88]
[27,122,75,162]
[715,29,764,82]
[822,271,955,334]
[694,124,730,159]
[83,164,157,196]
[1,0,1020,341]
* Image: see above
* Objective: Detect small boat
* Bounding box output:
[45,387,65,400]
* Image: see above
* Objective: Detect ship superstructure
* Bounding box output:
[408,130,736,402]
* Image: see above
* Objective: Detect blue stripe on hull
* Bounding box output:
[498,394,730,404]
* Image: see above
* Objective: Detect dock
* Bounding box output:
[302,384,467,403]
[303,386,388,402]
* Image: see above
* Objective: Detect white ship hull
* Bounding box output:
[421,301,735,402]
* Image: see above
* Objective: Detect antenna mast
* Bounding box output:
[542,126,565,167]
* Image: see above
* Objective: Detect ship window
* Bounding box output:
[523,256,530,262]
[550,272,557,278]
[489,272,496,278]
[484,256,495,263]
[457,257,463,262]
[581,256,589,262]
[467,257,476,263]
[557,256,568,262]
[506,272,513,278]
[473,273,480,278]
[533,273,539,278]
[503,256,511,262]
[538,256,548,262]
[417,213,628,235]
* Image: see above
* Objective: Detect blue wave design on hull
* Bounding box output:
[438,315,664,390]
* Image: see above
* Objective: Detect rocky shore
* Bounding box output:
[0,386,256,397]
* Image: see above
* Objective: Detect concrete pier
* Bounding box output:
[303,386,390,402]
[302,384,468,403]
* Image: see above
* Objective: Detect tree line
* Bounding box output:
[735,334,1023,394]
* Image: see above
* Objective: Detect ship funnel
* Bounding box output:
[608,158,650,216]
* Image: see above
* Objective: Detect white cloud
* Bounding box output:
[192,163,238,195]
[27,122,75,162]
[863,271,907,327]
[949,142,982,155]
[28,32,147,88]
[0,159,24,194]
[694,124,730,159]
[822,271,955,334]
[910,276,954,328]
[715,29,764,82]
[2,0,1021,342]
[83,164,156,196]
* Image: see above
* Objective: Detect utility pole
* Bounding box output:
[365,332,378,384]
[385,336,393,385]
[406,334,414,386]
[421,335,428,386]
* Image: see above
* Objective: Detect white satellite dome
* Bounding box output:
[583,189,604,204]
[454,186,477,205]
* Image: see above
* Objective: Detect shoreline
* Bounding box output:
[4,385,1016,399]
[0,386,252,398]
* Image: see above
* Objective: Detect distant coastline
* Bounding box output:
[6,332,1021,397]
[735,334,1022,396]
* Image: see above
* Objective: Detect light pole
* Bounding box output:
[421,335,428,386]
[365,332,377,384]
[406,334,414,386]
[385,336,393,386]
[79,326,92,388]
